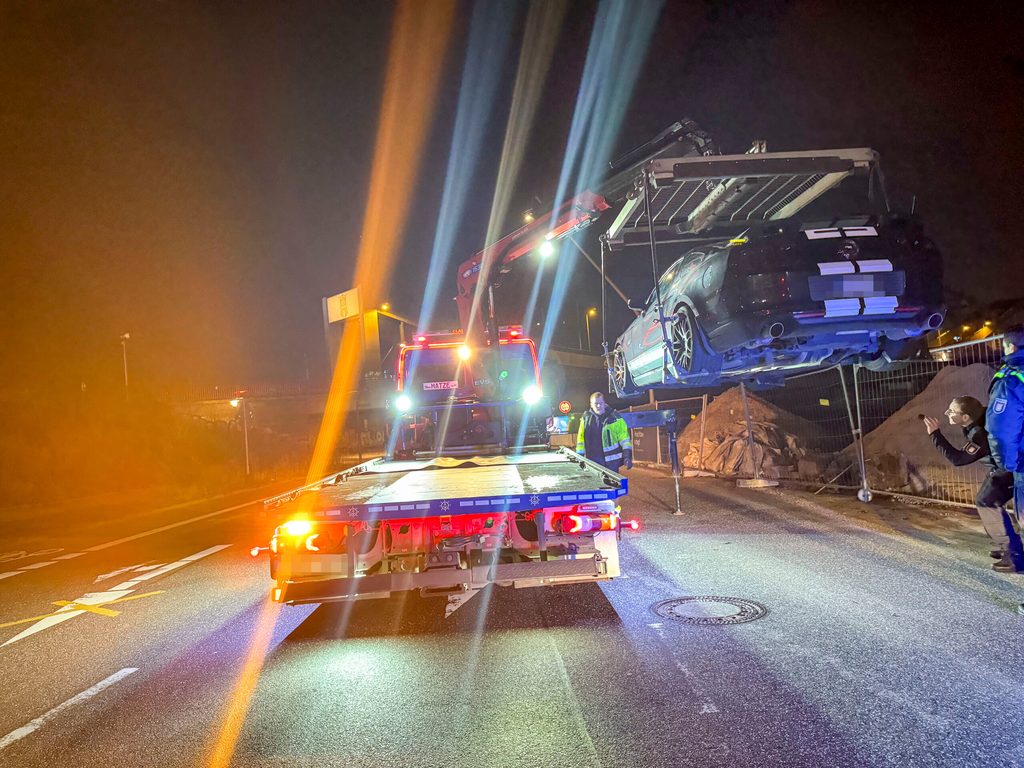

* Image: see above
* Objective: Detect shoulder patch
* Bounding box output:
[964,442,980,455]
[992,398,1008,415]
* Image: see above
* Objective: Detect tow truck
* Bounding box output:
[258,322,638,615]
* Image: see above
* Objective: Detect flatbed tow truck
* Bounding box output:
[259,325,638,615]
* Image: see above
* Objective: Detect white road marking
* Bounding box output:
[1,545,230,648]
[0,549,63,564]
[83,501,256,552]
[53,553,84,560]
[0,667,138,752]
[18,561,56,571]
[0,573,22,581]
[94,563,161,583]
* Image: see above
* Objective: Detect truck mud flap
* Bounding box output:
[279,557,605,604]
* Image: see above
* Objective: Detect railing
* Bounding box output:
[638,337,1010,509]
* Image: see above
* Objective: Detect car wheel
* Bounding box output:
[612,345,636,394]
[669,308,707,374]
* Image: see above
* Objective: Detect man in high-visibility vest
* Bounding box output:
[577,392,633,472]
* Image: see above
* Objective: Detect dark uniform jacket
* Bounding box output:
[929,417,997,469]
[931,415,1014,508]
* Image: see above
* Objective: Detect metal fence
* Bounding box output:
[635,336,1009,509]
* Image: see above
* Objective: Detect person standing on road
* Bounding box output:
[923,396,1022,571]
[985,325,1024,611]
[577,392,633,473]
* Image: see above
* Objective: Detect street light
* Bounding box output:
[585,308,597,352]
[380,302,390,312]
[119,333,130,401]
[230,394,251,477]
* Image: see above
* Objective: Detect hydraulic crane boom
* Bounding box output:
[454,191,609,343]
[452,118,718,345]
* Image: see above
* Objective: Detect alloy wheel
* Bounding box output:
[670,312,694,372]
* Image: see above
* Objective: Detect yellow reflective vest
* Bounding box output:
[576,410,632,469]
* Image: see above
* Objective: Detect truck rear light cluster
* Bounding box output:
[556,513,618,534]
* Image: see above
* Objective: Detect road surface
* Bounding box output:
[2,468,1023,767]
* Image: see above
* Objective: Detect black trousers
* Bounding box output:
[976,470,1021,556]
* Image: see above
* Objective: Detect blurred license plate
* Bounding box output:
[423,381,458,390]
[808,272,904,300]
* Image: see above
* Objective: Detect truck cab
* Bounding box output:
[391,326,549,457]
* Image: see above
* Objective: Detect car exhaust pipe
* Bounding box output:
[765,322,786,340]
[926,313,943,329]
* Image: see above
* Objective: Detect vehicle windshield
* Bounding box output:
[400,342,538,404]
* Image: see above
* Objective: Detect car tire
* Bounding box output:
[612,344,637,396]
[668,307,709,376]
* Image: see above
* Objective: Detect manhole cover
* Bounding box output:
[652,596,768,625]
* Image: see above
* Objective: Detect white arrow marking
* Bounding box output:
[1,545,229,648]
[0,668,138,751]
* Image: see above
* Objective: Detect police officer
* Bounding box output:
[923,396,1022,571]
[985,325,1024,609]
[577,392,633,472]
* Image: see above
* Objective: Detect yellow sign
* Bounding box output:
[819,398,830,407]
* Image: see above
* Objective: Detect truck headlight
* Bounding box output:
[396,394,412,413]
[522,385,542,405]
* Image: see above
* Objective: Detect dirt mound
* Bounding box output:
[677,386,819,478]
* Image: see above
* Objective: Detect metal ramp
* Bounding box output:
[602,146,882,247]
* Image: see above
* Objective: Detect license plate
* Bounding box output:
[808,271,904,301]
[422,380,458,391]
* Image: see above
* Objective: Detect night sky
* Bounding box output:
[3,1,1022,395]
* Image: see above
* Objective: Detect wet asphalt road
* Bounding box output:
[2,469,1024,767]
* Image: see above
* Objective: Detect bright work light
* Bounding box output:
[282,519,313,538]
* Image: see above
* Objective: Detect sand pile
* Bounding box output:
[839,363,996,498]
[677,386,818,478]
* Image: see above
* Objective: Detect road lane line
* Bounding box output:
[110,545,229,590]
[54,553,85,560]
[0,668,138,752]
[18,561,56,571]
[82,498,262,553]
[0,573,22,581]
[1,546,229,648]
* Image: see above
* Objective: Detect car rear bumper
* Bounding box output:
[707,304,944,351]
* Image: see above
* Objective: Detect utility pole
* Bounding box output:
[119,333,130,401]
[231,394,251,477]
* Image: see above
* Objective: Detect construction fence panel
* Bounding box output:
[636,336,1007,507]
[852,337,1003,506]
